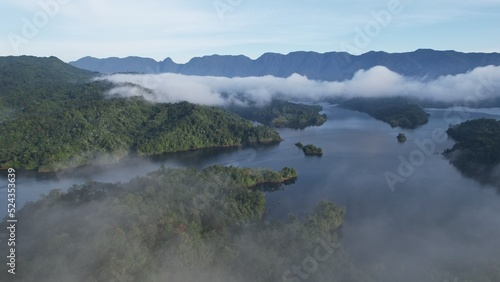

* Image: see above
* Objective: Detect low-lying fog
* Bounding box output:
[99,65,500,106]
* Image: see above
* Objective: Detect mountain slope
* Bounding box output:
[69,49,500,80]
[0,56,281,171]
[0,56,97,121]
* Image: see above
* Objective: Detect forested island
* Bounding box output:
[0,57,281,171]
[340,97,429,129]
[0,165,362,282]
[397,133,407,143]
[295,142,323,156]
[229,100,327,129]
[444,118,500,189]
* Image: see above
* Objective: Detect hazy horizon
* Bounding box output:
[64,48,500,64]
[1,0,499,63]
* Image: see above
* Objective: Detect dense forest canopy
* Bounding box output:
[0,166,361,282]
[0,56,96,122]
[295,142,323,156]
[446,118,500,165]
[340,97,429,129]
[0,56,281,171]
[445,118,500,189]
[229,100,327,129]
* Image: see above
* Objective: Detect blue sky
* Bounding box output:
[0,0,499,63]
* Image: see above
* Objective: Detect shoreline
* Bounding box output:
[0,139,283,173]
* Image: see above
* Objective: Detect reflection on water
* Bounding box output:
[1,105,500,279]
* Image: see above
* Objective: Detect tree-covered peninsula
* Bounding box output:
[444,118,500,188]
[340,97,429,129]
[0,56,281,171]
[229,100,327,129]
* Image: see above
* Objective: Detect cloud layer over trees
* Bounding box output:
[100,65,500,106]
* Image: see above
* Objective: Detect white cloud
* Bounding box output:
[99,65,500,106]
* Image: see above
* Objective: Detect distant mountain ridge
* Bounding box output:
[69,49,500,81]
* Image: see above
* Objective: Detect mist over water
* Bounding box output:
[267,106,500,280]
[2,105,500,281]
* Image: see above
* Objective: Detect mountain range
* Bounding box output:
[69,49,500,81]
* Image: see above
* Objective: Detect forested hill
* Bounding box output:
[0,56,281,171]
[0,56,97,121]
[0,56,95,84]
[0,166,354,282]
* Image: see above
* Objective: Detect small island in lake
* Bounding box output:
[295,142,323,156]
[397,133,407,143]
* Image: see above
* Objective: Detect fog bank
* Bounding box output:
[99,65,500,106]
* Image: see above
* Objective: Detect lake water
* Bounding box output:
[2,105,500,279]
